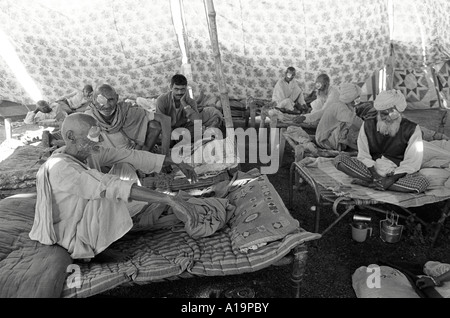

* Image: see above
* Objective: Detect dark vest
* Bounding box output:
[364,117,417,166]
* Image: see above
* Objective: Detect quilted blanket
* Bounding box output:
[298,157,450,208]
[0,144,51,191]
[0,172,321,298]
[0,194,72,297]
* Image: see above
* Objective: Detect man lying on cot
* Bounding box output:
[55,84,94,114]
[334,89,430,194]
[29,113,198,262]
[24,100,68,125]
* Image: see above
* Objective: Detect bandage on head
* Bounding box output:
[389,108,400,120]
[96,94,108,106]
[87,126,101,142]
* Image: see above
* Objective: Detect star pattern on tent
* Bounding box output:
[437,62,450,90]
[395,70,429,102]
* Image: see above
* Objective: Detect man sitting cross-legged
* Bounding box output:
[334,89,430,193]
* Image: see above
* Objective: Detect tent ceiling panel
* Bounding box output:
[392,0,450,69]
[0,0,448,105]
[0,0,181,104]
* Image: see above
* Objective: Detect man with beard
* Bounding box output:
[29,113,198,262]
[294,73,340,124]
[272,66,307,112]
[314,83,363,151]
[156,74,223,140]
[333,89,430,193]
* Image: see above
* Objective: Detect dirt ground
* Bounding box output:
[1,120,449,299]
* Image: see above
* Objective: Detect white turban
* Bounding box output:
[374,89,407,112]
[339,83,362,104]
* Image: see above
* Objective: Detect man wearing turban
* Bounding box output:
[314,83,363,150]
[334,89,430,193]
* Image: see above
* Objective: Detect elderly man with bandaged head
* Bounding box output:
[29,113,198,261]
[314,83,363,150]
[334,89,430,193]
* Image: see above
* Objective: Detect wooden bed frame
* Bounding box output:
[105,243,310,298]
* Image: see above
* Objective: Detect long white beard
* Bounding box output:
[376,114,402,137]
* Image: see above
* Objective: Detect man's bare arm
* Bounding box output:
[153,112,171,156]
[129,184,174,204]
[129,184,199,228]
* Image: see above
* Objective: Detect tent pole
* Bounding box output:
[204,0,233,130]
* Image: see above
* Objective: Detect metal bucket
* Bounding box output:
[380,212,403,243]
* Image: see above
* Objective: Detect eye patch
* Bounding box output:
[87,126,101,142]
[96,94,108,106]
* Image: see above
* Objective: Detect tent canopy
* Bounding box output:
[0,0,448,108]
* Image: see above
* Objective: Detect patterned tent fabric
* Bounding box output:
[435,60,450,108]
[0,0,181,105]
[391,0,450,70]
[393,68,439,109]
[359,70,382,102]
[184,0,390,100]
[0,0,448,107]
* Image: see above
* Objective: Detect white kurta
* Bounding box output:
[66,90,90,110]
[29,146,164,259]
[24,108,60,124]
[315,100,358,150]
[304,86,340,123]
[272,78,305,111]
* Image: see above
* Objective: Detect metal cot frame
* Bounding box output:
[288,161,450,247]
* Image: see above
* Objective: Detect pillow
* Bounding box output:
[423,261,450,298]
[226,172,300,253]
[419,168,450,189]
[352,264,420,298]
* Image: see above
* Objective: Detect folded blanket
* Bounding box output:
[174,191,236,239]
[0,145,51,190]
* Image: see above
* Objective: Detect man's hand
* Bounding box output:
[371,175,398,191]
[416,276,439,289]
[294,103,309,113]
[184,106,201,122]
[175,162,198,183]
[180,92,196,108]
[368,166,382,182]
[294,115,306,124]
[170,196,199,229]
[369,169,405,191]
[55,111,67,122]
